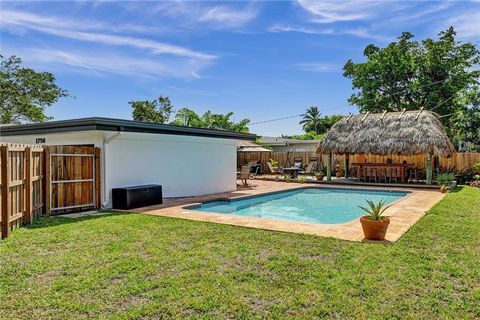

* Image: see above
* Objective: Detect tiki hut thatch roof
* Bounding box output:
[319,110,455,157]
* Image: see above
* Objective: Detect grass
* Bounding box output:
[1,186,479,319]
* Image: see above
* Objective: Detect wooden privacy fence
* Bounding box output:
[1,144,44,238]
[238,151,480,173]
[1,144,101,238]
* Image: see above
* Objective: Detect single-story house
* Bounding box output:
[0,117,256,208]
[260,136,321,152]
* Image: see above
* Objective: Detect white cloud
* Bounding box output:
[5,47,209,79]
[293,63,339,73]
[152,1,259,29]
[198,6,258,27]
[296,0,386,23]
[446,11,480,40]
[1,10,215,61]
[268,24,389,41]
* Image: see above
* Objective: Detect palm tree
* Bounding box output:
[299,106,322,134]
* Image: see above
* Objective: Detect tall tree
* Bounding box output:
[170,107,202,127]
[450,106,480,151]
[129,96,173,123]
[320,115,343,131]
[170,108,250,132]
[199,111,250,132]
[0,55,69,124]
[343,28,480,118]
[299,106,322,134]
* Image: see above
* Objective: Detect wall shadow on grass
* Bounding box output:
[26,211,134,230]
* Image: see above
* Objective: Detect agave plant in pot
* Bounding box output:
[358,199,391,241]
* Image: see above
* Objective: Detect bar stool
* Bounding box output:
[349,167,357,179]
[377,167,388,183]
[360,166,367,181]
[389,167,398,183]
[368,167,378,182]
[408,167,418,183]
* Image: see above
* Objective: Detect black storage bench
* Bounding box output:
[112,184,163,210]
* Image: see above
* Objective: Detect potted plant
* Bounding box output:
[435,172,456,193]
[315,167,326,181]
[358,199,391,241]
[335,163,343,177]
[269,158,279,169]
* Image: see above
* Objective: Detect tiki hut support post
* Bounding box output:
[327,152,332,181]
[344,154,349,178]
[426,153,433,184]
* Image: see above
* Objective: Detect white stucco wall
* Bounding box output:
[104,132,236,199]
[1,130,237,206]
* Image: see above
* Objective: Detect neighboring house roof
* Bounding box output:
[261,136,322,146]
[237,146,271,152]
[236,140,260,148]
[0,117,257,141]
[319,110,455,157]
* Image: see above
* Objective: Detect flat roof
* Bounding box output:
[0,117,257,140]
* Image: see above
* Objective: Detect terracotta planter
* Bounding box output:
[315,175,324,181]
[440,186,447,193]
[336,172,343,178]
[360,216,390,240]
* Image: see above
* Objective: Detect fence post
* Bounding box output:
[24,146,32,224]
[1,145,10,238]
[44,146,51,216]
[95,147,101,209]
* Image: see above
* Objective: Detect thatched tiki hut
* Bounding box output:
[318,110,456,184]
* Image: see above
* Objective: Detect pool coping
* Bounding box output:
[133,182,445,242]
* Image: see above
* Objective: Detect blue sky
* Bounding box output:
[1,1,479,136]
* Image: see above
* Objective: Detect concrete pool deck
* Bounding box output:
[132,180,446,242]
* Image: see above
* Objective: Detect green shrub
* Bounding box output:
[435,172,456,187]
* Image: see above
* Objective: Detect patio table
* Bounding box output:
[283,167,300,178]
[351,163,411,183]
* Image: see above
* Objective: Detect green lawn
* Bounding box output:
[1,187,479,319]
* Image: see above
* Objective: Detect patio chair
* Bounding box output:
[238,165,251,186]
[247,161,260,176]
[293,157,303,169]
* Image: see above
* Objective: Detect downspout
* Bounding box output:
[101,128,123,208]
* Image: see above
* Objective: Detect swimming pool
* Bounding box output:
[192,188,408,224]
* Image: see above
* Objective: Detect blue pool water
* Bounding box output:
[193,188,407,224]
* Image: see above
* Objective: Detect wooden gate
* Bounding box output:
[46,145,101,215]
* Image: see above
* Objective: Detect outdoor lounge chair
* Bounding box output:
[299,162,316,176]
[239,165,251,186]
[267,162,283,176]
